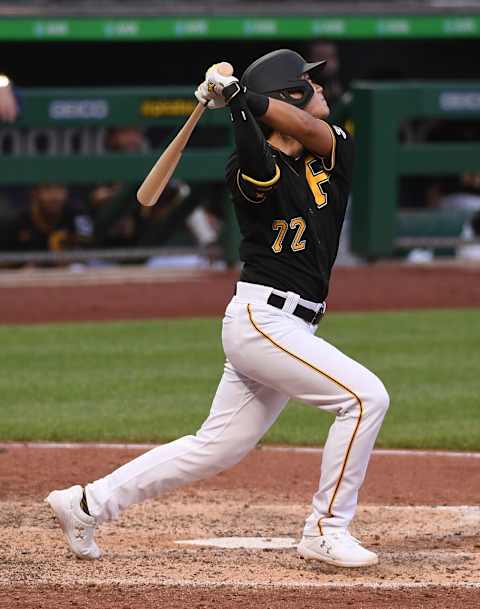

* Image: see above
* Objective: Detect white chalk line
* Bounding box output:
[0,266,218,288]
[174,536,480,551]
[267,446,480,458]
[1,442,479,459]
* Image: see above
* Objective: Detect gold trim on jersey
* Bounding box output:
[246,303,364,535]
[236,169,266,204]
[320,121,336,171]
[241,163,281,187]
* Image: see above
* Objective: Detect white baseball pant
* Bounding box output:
[86,281,389,535]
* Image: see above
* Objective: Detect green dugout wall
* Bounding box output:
[0,87,232,183]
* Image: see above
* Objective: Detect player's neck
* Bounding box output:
[267,133,303,158]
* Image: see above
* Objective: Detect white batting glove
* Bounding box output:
[194,80,226,110]
[205,66,239,97]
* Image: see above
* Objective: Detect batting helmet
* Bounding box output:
[240,49,326,109]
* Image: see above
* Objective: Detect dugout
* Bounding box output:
[350,81,480,259]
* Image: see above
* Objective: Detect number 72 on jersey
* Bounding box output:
[271,217,306,253]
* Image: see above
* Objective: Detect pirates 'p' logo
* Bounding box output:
[305,155,330,208]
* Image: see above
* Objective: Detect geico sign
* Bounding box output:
[49,100,109,120]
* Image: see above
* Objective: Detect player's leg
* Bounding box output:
[46,362,288,558]
[223,296,389,566]
[86,363,288,522]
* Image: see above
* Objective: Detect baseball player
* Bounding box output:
[46,49,389,568]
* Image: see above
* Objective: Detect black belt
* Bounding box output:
[267,293,326,325]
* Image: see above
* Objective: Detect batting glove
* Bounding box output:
[194,80,226,109]
[205,67,241,104]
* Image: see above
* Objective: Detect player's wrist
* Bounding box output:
[222,82,241,105]
[225,86,269,117]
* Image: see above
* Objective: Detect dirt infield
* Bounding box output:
[1,262,480,323]
[2,263,479,607]
[2,446,479,506]
[1,446,479,608]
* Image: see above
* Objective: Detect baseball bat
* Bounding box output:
[137,62,234,207]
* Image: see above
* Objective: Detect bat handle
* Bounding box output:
[137,62,234,207]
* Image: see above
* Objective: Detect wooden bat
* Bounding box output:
[137,62,234,207]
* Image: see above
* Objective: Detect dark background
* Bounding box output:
[2,38,480,87]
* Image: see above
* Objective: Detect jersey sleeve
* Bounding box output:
[225,89,281,204]
[319,121,354,185]
[225,151,281,204]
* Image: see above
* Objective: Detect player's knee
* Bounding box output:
[368,378,390,417]
[210,441,250,472]
[218,431,257,464]
[194,429,253,471]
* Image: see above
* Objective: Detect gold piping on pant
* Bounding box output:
[247,304,364,535]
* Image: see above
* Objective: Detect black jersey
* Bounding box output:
[225,122,354,302]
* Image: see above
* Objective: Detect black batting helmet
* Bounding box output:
[240,49,326,109]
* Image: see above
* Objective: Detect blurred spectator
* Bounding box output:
[90,126,223,262]
[421,121,480,213]
[11,183,93,256]
[426,172,480,213]
[457,209,480,261]
[90,178,192,248]
[107,125,148,154]
[0,73,19,123]
[0,73,21,249]
[90,126,189,248]
[89,126,146,248]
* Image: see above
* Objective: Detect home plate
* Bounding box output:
[176,537,298,550]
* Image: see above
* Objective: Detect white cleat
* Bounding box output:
[45,484,101,560]
[297,530,378,568]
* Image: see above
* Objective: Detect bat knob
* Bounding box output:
[212,62,234,76]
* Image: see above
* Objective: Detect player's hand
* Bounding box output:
[205,65,240,104]
[194,80,226,110]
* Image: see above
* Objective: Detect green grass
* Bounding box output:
[1,309,479,450]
